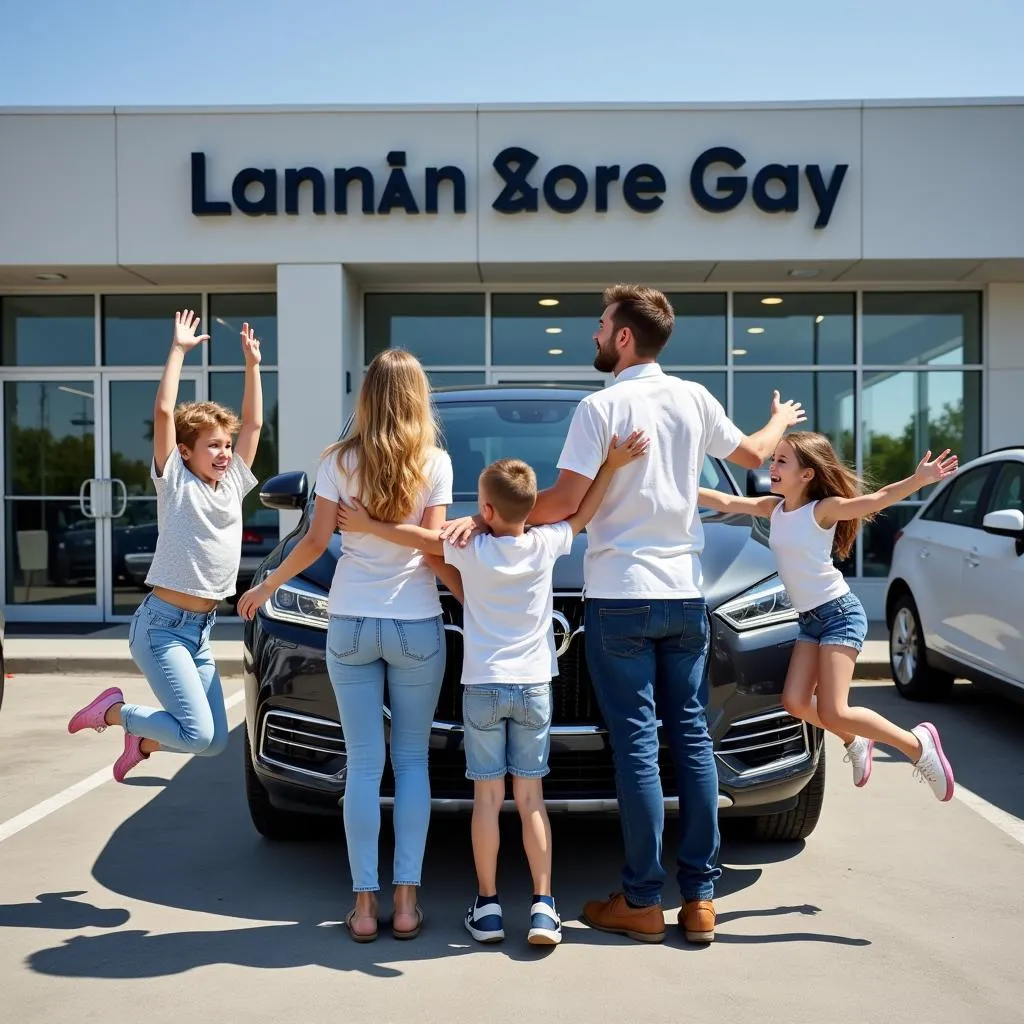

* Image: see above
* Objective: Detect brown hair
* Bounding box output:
[480,458,537,522]
[174,402,241,450]
[323,349,439,523]
[783,431,874,560]
[602,284,675,358]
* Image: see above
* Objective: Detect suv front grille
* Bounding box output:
[259,709,345,777]
[716,709,808,774]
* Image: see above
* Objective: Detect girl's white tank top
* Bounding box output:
[768,499,850,613]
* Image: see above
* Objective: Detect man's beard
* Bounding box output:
[593,340,618,374]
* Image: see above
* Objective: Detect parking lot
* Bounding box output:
[1,671,1022,1024]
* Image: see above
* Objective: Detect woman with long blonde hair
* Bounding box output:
[699,430,959,804]
[238,349,457,942]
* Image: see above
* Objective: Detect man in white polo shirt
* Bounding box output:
[525,284,806,944]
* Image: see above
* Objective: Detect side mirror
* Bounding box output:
[259,471,308,510]
[746,468,773,497]
[982,507,1024,538]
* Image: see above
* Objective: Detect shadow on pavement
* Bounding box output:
[22,724,871,977]
[851,679,1024,820]
[0,892,129,930]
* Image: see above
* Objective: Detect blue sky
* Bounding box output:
[1,0,1021,106]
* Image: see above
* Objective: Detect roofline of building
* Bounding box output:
[2,96,1023,116]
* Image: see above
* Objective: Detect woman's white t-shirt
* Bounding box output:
[315,447,453,620]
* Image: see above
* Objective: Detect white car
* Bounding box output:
[885,447,1024,701]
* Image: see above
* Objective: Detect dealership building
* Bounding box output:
[0,98,1022,623]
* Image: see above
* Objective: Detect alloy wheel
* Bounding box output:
[891,605,918,685]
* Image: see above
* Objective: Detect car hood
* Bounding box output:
[287,500,778,611]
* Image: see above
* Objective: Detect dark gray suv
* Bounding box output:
[242,387,825,844]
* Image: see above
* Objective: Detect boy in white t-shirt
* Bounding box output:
[336,430,648,947]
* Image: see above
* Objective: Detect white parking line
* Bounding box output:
[0,689,246,845]
[955,784,1024,847]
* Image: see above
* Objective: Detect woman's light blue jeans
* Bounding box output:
[123,592,228,756]
[326,613,445,893]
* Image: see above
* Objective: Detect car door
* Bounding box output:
[958,459,1024,682]
[910,464,997,662]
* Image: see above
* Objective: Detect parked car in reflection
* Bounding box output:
[241,386,827,845]
[885,446,1024,702]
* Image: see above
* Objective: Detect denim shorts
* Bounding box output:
[461,682,553,780]
[796,592,868,652]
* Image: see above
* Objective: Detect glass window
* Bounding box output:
[733,372,856,464]
[103,295,202,367]
[862,370,981,501]
[935,465,992,528]
[733,293,854,366]
[365,294,485,365]
[663,293,727,365]
[667,372,727,408]
[427,371,486,389]
[862,292,981,365]
[988,461,1024,514]
[209,294,277,365]
[1,296,95,366]
[492,293,601,366]
[209,371,279,546]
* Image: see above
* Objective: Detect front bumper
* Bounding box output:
[244,606,819,819]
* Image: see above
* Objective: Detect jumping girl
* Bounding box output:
[68,310,263,781]
[699,431,958,802]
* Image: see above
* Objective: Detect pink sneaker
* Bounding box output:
[113,734,148,783]
[68,687,124,734]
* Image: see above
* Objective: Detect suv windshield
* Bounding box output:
[436,397,730,498]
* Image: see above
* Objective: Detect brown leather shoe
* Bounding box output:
[581,893,666,943]
[678,899,715,943]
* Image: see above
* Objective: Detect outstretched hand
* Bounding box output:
[605,429,650,470]
[171,310,210,352]
[439,514,486,548]
[336,497,374,533]
[771,390,807,428]
[241,322,262,367]
[914,449,959,486]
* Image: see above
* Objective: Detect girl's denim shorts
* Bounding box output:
[796,592,868,653]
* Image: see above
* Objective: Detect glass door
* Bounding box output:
[1,375,103,621]
[102,373,199,619]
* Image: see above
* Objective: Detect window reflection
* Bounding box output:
[863,292,981,365]
[662,293,727,365]
[365,294,485,365]
[1,296,95,367]
[492,294,602,366]
[209,294,278,365]
[733,293,854,365]
[103,295,203,367]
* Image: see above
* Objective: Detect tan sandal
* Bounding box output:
[345,908,379,943]
[392,905,423,940]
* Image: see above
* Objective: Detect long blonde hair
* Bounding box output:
[784,431,874,561]
[323,349,438,522]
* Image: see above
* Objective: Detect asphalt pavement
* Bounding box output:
[0,670,1021,1024]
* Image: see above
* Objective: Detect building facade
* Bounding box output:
[1,99,1022,622]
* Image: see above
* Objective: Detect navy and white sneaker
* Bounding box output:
[527,896,562,946]
[465,895,504,943]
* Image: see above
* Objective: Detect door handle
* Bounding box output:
[918,548,930,559]
[110,478,128,518]
[965,550,981,569]
[78,478,99,518]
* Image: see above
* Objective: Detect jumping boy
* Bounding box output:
[336,430,648,945]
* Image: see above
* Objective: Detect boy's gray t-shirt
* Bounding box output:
[144,447,258,600]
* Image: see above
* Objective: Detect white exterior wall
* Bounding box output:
[986,284,1024,451]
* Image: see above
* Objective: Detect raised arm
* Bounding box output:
[698,487,780,517]
[234,323,264,469]
[817,450,959,525]
[566,431,649,536]
[727,390,807,470]
[337,498,444,555]
[236,494,338,619]
[153,310,208,475]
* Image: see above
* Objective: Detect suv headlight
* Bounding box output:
[715,576,798,631]
[262,577,329,630]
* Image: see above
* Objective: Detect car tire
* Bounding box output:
[748,745,826,842]
[243,730,333,842]
[889,594,955,702]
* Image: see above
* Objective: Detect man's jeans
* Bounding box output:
[585,597,721,905]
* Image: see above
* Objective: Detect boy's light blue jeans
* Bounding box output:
[123,592,228,755]
[326,613,445,893]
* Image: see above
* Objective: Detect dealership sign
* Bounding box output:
[191,146,848,228]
